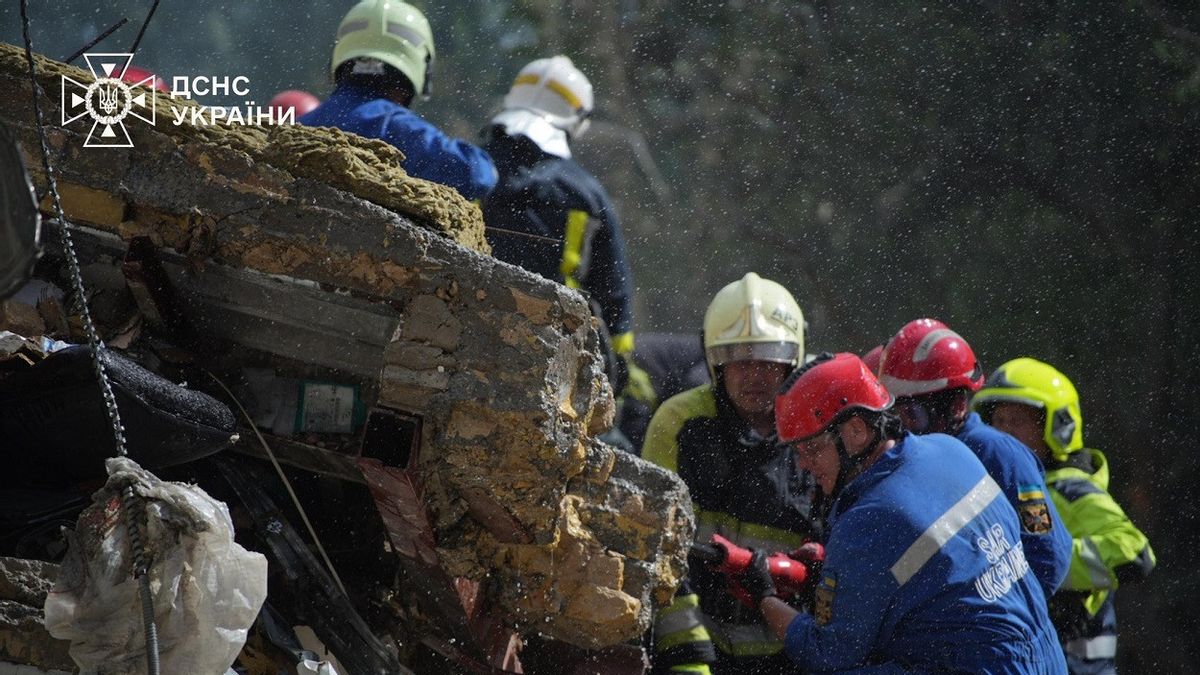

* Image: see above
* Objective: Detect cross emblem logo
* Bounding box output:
[60,53,157,148]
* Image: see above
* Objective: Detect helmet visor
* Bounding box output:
[708,341,799,367]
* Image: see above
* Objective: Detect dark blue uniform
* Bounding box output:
[300,83,497,200]
[958,412,1073,599]
[784,433,1067,673]
[481,132,634,339]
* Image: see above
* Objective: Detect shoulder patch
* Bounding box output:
[813,573,836,626]
[1018,501,1052,534]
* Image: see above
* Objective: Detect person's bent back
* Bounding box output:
[760,353,1066,673]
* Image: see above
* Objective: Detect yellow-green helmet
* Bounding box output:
[331,0,435,96]
[702,273,804,380]
[972,357,1083,461]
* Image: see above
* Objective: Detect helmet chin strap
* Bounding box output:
[828,419,883,503]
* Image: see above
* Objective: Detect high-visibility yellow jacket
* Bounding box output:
[643,384,818,673]
[1045,448,1155,671]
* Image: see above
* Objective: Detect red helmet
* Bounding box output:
[776,353,894,443]
[879,319,983,397]
[861,344,884,376]
[121,66,169,92]
[269,90,321,117]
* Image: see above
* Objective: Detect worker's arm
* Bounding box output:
[778,506,894,672]
[994,435,1073,597]
[760,596,800,639]
[382,111,498,199]
[1053,478,1155,592]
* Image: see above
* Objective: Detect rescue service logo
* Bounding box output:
[60,53,156,148]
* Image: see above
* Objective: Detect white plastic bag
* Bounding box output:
[44,457,268,675]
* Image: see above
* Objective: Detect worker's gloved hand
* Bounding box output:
[790,541,826,580]
[621,355,657,408]
[738,549,777,603]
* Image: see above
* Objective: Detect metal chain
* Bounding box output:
[18,4,159,674]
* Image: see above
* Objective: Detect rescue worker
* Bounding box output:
[481,56,645,392]
[301,0,497,199]
[755,352,1067,673]
[973,358,1156,674]
[642,273,817,674]
[878,318,1072,599]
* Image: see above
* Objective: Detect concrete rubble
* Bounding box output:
[0,43,694,670]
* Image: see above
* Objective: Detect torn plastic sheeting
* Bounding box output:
[44,457,268,675]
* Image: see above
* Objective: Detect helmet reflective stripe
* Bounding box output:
[331,0,435,96]
[337,19,369,38]
[707,342,799,366]
[912,328,962,362]
[386,21,427,48]
[881,374,951,397]
[702,273,804,379]
[512,73,585,110]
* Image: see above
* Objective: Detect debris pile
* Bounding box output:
[0,42,693,672]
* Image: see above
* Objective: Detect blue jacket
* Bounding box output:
[958,412,1073,598]
[481,132,635,337]
[784,433,1067,674]
[299,84,497,200]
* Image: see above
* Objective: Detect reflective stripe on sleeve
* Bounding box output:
[656,595,706,638]
[1064,635,1117,660]
[1080,537,1113,589]
[559,209,589,289]
[890,474,1002,585]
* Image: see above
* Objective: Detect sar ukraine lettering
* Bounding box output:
[973,523,1030,603]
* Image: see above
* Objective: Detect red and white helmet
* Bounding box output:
[879,318,983,397]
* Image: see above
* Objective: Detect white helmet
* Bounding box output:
[492,55,594,158]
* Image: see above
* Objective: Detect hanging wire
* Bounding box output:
[205,370,353,601]
[127,0,162,55]
[18,4,159,673]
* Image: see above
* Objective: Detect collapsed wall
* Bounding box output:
[0,42,692,657]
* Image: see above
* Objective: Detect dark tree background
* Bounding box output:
[5,0,1198,669]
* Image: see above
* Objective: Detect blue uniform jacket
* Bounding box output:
[481,132,634,336]
[959,412,1073,598]
[784,433,1067,674]
[299,84,497,200]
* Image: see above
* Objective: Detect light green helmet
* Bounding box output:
[972,357,1084,461]
[331,0,435,97]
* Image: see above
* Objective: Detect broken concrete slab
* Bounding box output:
[0,42,694,656]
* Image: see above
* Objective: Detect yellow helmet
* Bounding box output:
[702,273,804,379]
[331,0,435,97]
[972,357,1084,461]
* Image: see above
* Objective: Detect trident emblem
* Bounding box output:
[97,83,120,115]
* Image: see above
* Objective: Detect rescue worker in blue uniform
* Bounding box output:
[751,352,1067,673]
[878,318,1072,599]
[481,56,637,361]
[301,0,497,200]
[974,358,1155,675]
[643,274,817,674]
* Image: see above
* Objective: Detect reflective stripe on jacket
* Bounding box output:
[784,433,1067,674]
[643,384,817,662]
[958,413,1073,598]
[481,131,634,337]
[1046,448,1155,672]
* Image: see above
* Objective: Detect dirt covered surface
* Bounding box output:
[0,41,694,663]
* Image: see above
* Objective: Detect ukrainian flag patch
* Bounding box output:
[1017,484,1045,501]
